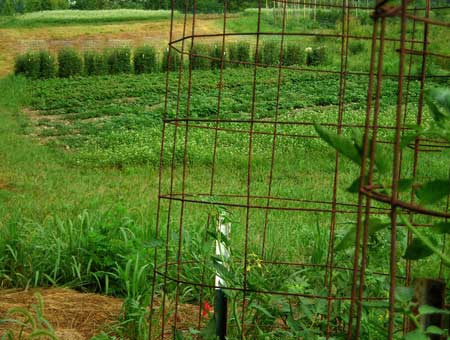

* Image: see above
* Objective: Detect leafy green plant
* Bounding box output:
[58,48,82,78]
[228,42,250,67]
[315,87,450,339]
[84,51,108,76]
[107,47,132,74]
[161,48,182,72]
[14,52,40,79]
[0,292,59,340]
[306,47,327,66]
[38,50,56,79]
[190,43,211,70]
[282,43,305,66]
[209,43,224,70]
[133,45,157,74]
[261,40,279,66]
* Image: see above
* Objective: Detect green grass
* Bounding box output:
[0,9,178,27]
[1,50,449,338]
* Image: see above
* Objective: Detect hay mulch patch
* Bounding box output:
[0,288,123,339]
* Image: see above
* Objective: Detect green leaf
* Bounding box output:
[398,178,414,193]
[249,303,275,319]
[426,95,448,123]
[426,325,447,335]
[433,222,450,234]
[395,286,414,303]
[347,175,367,193]
[419,305,450,315]
[416,179,450,205]
[335,218,390,251]
[29,330,59,340]
[314,124,361,165]
[428,88,450,116]
[404,237,434,260]
[401,133,420,149]
[200,316,217,338]
[351,129,389,174]
[404,329,429,340]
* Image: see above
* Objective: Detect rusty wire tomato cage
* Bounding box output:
[149,0,450,339]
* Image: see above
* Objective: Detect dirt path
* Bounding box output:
[0,15,223,76]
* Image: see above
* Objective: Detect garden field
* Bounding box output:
[1,6,450,340]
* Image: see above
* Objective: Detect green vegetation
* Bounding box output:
[0,9,175,26]
[57,48,82,77]
[133,45,157,74]
[106,46,132,74]
[1,5,450,340]
[84,50,108,76]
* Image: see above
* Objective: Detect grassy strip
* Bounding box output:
[0,9,178,28]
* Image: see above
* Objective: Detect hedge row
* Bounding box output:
[14,43,328,79]
[14,46,158,79]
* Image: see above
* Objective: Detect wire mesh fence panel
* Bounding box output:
[150,0,450,339]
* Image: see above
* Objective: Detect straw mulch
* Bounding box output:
[0,288,123,340]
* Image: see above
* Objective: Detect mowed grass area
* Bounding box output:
[1,8,450,338]
[0,9,176,27]
[1,67,449,338]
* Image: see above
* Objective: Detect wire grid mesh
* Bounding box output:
[150,0,450,338]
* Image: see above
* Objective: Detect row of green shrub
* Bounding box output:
[14,43,330,79]
[14,46,159,79]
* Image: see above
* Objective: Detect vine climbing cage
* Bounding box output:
[149,0,450,338]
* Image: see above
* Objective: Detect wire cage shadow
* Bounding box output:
[149,0,450,339]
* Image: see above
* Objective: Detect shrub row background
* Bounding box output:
[14,42,331,79]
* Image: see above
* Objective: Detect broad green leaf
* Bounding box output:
[433,222,450,234]
[401,133,420,149]
[398,178,414,193]
[404,237,434,260]
[335,218,390,251]
[395,286,414,303]
[416,179,450,205]
[314,124,361,165]
[426,95,448,123]
[426,325,447,335]
[419,304,450,315]
[428,88,450,116]
[351,129,389,174]
[200,316,217,338]
[404,329,429,340]
[347,175,367,193]
[250,303,275,318]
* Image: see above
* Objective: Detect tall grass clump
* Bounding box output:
[190,43,211,70]
[161,48,182,72]
[0,211,152,295]
[133,45,157,74]
[306,47,327,66]
[282,43,305,66]
[14,52,40,79]
[38,50,57,78]
[107,47,132,74]
[58,48,83,78]
[228,42,250,67]
[349,41,366,55]
[209,43,225,70]
[84,50,108,76]
[261,40,279,66]
[316,9,341,28]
